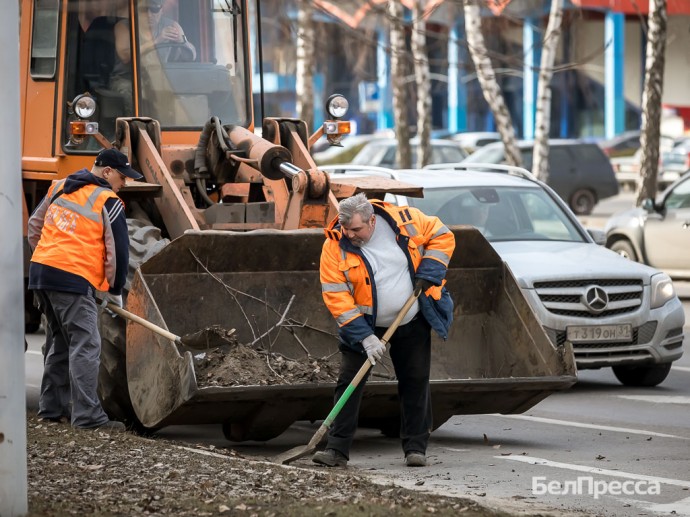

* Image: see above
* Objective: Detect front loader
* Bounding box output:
[20,0,576,440]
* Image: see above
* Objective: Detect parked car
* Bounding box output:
[611,137,677,190]
[323,163,685,387]
[448,131,501,154]
[598,130,642,158]
[449,139,619,215]
[605,171,690,280]
[350,138,468,169]
[312,131,394,165]
[660,139,690,183]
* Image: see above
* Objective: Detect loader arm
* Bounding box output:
[114,117,346,237]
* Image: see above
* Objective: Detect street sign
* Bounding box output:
[359,81,381,113]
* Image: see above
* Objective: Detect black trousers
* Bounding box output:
[325,316,433,459]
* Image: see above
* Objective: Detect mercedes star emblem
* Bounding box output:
[583,285,609,313]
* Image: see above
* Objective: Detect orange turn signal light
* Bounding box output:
[323,120,351,135]
[70,121,99,135]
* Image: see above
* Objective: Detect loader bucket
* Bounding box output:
[125,227,576,440]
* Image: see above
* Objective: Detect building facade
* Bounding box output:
[252,0,690,139]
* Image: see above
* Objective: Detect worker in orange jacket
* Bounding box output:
[28,149,142,430]
[313,193,455,468]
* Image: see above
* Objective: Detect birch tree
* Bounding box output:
[295,0,315,130]
[389,0,411,169]
[532,0,564,182]
[463,0,521,166]
[637,0,667,206]
[412,0,432,168]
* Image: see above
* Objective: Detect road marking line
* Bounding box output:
[26,350,42,356]
[26,384,40,389]
[497,455,690,488]
[645,495,690,514]
[673,366,690,373]
[441,447,470,453]
[498,414,687,440]
[618,395,690,405]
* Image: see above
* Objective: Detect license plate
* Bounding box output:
[566,324,633,343]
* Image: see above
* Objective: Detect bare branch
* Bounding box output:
[249,295,296,346]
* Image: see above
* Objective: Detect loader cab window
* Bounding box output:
[61,0,249,153]
[135,0,249,128]
[30,0,60,79]
[62,0,132,152]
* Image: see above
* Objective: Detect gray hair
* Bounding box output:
[338,193,373,226]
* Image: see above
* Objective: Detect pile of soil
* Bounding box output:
[25,414,502,517]
[193,345,341,387]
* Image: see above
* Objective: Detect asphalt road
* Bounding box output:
[24,192,690,516]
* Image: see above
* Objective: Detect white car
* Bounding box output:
[323,164,686,387]
[449,131,501,154]
[350,138,468,169]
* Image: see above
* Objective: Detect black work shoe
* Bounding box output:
[405,452,427,467]
[312,448,348,467]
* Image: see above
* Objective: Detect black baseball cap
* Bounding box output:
[95,149,143,180]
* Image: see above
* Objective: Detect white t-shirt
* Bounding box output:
[360,215,419,327]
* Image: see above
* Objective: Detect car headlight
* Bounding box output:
[650,273,676,309]
[325,94,349,119]
[72,93,97,119]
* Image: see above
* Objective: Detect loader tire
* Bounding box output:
[98,212,169,432]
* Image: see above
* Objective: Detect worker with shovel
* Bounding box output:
[27,149,142,430]
[314,193,455,468]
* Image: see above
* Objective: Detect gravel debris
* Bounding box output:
[25,413,505,517]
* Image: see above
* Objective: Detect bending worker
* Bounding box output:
[28,149,142,430]
[314,193,455,468]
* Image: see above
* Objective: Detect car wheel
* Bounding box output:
[610,239,638,261]
[569,189,597,215]
[612,363,672,387]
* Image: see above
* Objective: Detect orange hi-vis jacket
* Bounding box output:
[31,178,120,292]
[320,200,455,348]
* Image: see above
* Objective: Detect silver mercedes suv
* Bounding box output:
[324,163,686,387]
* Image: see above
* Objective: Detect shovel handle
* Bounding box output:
[106,303,182,344]
[322,287,422,429]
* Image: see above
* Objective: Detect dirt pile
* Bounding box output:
[25,414,502,517]
[193,344,341,387]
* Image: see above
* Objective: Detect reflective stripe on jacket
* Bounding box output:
[320,200,455,349]
[31,179,120,292]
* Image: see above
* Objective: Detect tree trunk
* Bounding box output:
[388,0,411,169]
[637,0,667,206]
[463,0,521,167]
[412,0,432,168]
[532,0,564,183]
[295,0,315,131]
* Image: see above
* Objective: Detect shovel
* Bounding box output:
[272,286,422,465]
[103,303,236,350]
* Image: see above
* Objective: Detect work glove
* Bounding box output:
[100,293,122,317]
[415,278,435,292]
[362,334,386,365]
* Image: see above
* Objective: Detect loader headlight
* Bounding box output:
[326,94,349,119]
[650,273,675,309]
[72,93,97,119]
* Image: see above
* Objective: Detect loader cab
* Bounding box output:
[26,0,251,157]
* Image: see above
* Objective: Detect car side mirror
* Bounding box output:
[641,198,656,213]
[587,228,607,246]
